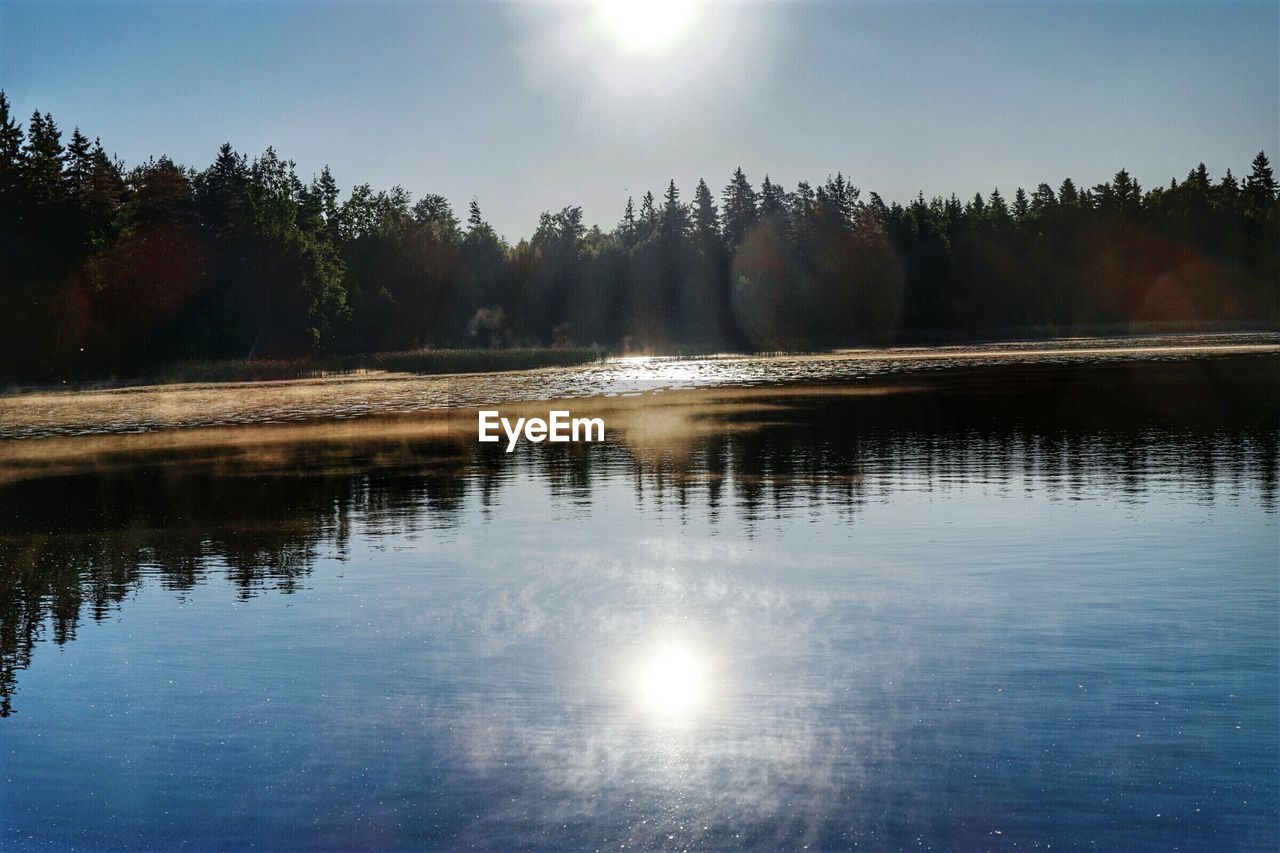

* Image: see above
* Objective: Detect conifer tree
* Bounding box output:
[65,128,92,197]
[759,174,787,221]
[1013,187,1029,219]
[1246,151,1276,216]
[0,91,23,211]
[0,94,1274,381]
[661,179,688,238]
[692,179,719,241]
[23,111,65,206]
[619,196,636,239]
[1058,178,1079,206]
[1030,183,1056,211]
[82,139,123,242]
[721,167,758,251]
[639,190,657,229]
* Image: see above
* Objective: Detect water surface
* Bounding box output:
[1,352,1277,849]
[3,332,1275,438]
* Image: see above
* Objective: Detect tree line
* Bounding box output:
[1,90,1276,382]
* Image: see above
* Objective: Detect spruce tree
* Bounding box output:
[759,174,787,221]
[65,128,92,197]
[1031,183,1056,211]
[692,179,718,241]
[317,166,339,224]
[1058,178,1079,206]
[0,91,23,206]
[1218,168,1240,211]
[721,167,758,251]
[1013,187,1029,219]
[661,179,688,237]
[620,195,635,231]
[639,190,657,228]
[23,111,66,206]
[1246,151,1276,216]
[82,139,123,241]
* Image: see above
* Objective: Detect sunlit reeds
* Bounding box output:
[140,347,606,386]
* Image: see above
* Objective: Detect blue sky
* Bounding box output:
[1,1,1275,240]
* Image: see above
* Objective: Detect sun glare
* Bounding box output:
[595,0,701,53]
[638,644,706,716]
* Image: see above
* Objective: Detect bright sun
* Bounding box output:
[638,644,706,716]
[595,0,702,54]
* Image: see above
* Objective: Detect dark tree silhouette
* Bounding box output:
[0,91,1275,382]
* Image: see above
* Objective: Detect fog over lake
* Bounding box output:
[1,344,1277,849]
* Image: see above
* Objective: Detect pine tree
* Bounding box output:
[944,193,964,231]
[1246,151,1276,217]
[1030,183,1056,211]
[64,127,93,199]
[639,190,657,227]
[988,188,1009,220]
[791,180,816,235]
[818,172,858,228]
[759,174,787,221]
[317,166,339,224]
[1013,187,1029,219]
[692,178,718,241]
[23,111,65,206]
[0,91,23,205]
[1111,169,1142,215]
[82,139,123,241]
[1058,178,1079,206]
[198,142,249,235]
[720,167,758,251]
[1218,168,1240,211]
[1191,162,1211,194]
[661,179,688,237]
[620,195,635,230]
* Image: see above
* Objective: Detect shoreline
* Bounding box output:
[1,348,1274,489]
[0,332,1276,443]
[5,322,1278,396]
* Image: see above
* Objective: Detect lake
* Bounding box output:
[1,343,1277,849]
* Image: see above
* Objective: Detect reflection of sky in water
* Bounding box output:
[0,360,1277,849]
[3,446,1276,848]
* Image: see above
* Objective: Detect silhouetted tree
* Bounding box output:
[0,89,1274,383]
[721,167,758,253]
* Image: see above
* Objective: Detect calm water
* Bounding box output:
[1,355,1277,850]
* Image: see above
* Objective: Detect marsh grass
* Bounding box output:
[139,348,608,386]
[365,348,605,375]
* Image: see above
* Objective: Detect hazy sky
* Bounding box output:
[2,1,1276,240]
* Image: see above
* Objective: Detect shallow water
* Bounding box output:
[1,351,1277,849]
[2,332,1276,439]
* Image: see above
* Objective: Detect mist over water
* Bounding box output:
[3,333,1275,439]
[1,353,1277,849]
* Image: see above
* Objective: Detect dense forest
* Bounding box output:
[1,90,1276,383]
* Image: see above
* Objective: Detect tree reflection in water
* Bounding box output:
[0,356,1275,717]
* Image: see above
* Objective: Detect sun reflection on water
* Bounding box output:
[635,642,709,719]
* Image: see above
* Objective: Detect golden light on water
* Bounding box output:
[594,0,702,53]
[637,643,707,717]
